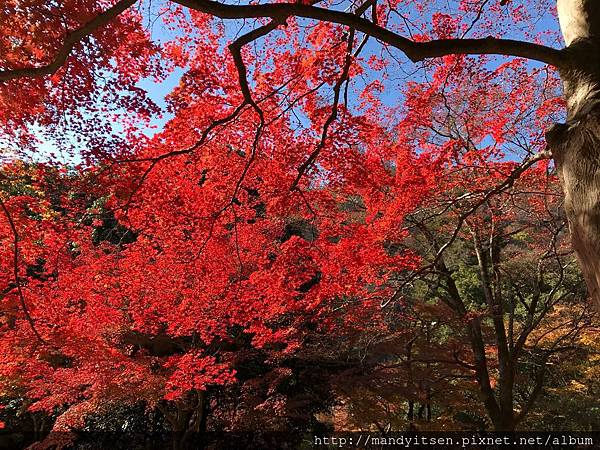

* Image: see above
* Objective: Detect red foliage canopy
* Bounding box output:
[0,0,565,433]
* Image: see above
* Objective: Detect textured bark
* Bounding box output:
[551,0,600,310]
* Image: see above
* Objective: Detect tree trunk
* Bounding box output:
[552,0,600,310]
[159,393,208,450]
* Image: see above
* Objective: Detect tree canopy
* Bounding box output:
[1,0,599,447]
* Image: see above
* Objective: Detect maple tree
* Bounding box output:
[332,156,596,432]
[1,0,599,446]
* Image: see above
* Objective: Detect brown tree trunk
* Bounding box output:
[158,392,208,450]
[552,0,600,310]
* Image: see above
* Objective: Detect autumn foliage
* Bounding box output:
[0,0,598,447]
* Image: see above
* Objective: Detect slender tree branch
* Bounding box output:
[119,102,248,209]
[514,358,546,425]
[186,22,276,262]
[384,149,552,308]
[291,27,355,191]
[228,20,281,111]
[0,197,46,344]
[0,0,138,81]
